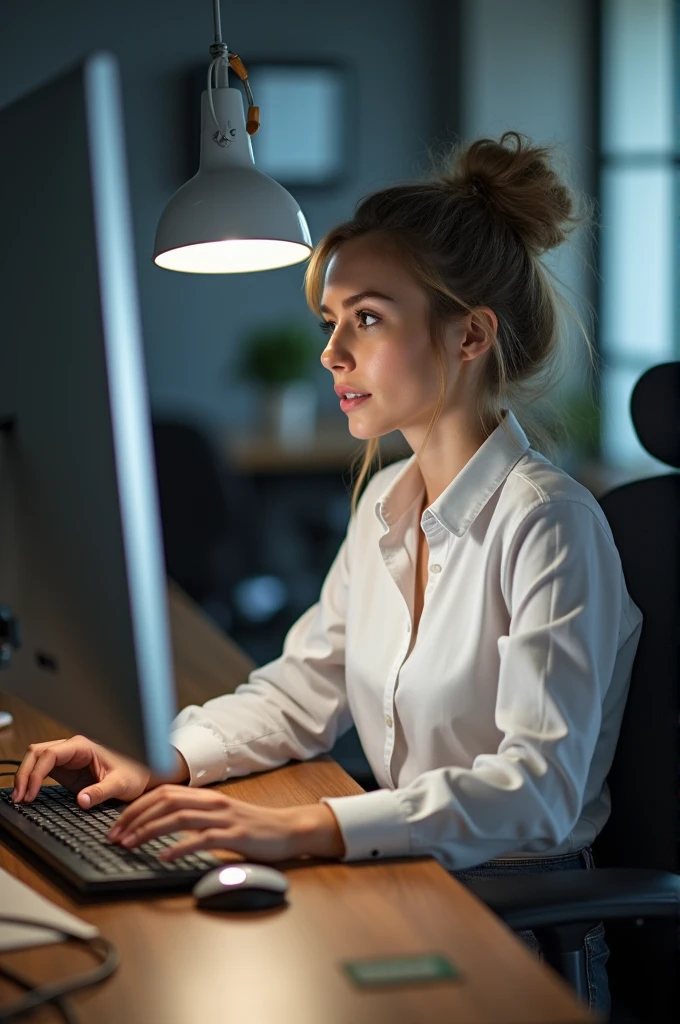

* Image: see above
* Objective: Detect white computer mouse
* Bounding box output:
[192,863,289,911]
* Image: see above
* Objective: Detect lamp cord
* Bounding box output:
[208,0,230,144]
[207,55,230,145]
[213,0,223,43]
[206,0,259,143]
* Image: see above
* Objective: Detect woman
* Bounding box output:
[13,132,642,1016]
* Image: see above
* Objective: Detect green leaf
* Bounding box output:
[236,320,319,385]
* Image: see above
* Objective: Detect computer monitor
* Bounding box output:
[0,52,178,776]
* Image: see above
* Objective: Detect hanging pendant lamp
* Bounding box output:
[153,1,313,274]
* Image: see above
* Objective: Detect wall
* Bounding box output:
[460,0,598,402]
[0,0,446,433]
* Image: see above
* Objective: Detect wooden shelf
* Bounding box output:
[222,418,412,474]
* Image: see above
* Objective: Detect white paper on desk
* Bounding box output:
[0,866,100,951]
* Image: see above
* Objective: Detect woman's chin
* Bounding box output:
[347,418,397,441]
[346,415,376,438]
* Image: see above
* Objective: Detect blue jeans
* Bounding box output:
[450,845,610,1018]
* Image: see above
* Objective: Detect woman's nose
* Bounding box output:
[321,346,353,371]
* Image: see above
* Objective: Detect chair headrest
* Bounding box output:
[631,362,680,469]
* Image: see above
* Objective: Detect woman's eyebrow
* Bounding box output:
[319,290,396,315]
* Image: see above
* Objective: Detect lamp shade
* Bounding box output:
[153,87,313,273]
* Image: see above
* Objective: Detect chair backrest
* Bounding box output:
[151,417,257,597]
[593,363,680,872]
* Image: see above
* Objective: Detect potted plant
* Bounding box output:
[535,386,602,475]
[561,388,602,462]
[235,319,320,445]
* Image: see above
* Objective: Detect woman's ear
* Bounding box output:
[462,307,497,361]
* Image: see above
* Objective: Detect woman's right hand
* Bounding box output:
[11,735,156,809]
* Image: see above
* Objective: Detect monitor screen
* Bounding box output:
[0,52,178,775]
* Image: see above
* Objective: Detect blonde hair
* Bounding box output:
[303,131,600,517]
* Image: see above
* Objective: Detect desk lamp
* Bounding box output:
[153,0,313,273]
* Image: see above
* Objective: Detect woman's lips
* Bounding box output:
[339,394,371,412]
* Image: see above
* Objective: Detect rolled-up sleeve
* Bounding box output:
[169,515,356,787]
[323,499,629,869]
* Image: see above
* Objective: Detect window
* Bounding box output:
[598,0,677,471]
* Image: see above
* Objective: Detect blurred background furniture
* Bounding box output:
[151,418,290,640]
[463,362,680,1023]
[222,417,411,473]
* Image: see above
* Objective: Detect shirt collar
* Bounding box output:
[374,408,531,537]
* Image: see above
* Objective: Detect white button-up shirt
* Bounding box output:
[169,409,643,871]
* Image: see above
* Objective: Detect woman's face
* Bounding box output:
[319,236,465,440]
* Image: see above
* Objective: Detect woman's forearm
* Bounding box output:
[146,748,190,789]
[290,803,346,859]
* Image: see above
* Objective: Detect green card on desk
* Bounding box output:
[343,953,463,989]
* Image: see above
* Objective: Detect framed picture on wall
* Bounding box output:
[186,58,353,191]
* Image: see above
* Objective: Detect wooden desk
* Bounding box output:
[0,582,595,1023]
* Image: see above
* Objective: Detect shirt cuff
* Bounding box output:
[320,789,411,862]
[169,724,228,787]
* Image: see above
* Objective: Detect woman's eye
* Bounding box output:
[318,309,381,335]
[357,310,380,329]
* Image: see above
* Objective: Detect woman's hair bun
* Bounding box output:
[435,130,581,255]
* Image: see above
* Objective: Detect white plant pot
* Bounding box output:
[262,380,318,447]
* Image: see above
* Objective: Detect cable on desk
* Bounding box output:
[0,760,22,779]
[0,960,76,1023]
[0,916,120,1022]
[0,760,84,787]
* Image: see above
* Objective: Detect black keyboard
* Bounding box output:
[0,785,222,893]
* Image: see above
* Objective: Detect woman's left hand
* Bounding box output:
[105,784,345,862]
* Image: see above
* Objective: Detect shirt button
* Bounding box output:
[385,714,393,728]
[430,563,442,573]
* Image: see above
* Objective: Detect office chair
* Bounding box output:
[463,362,680,1017]
[151,417,288,634]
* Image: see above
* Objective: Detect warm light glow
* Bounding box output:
[154,238,312,274]
[218,867,248,886]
